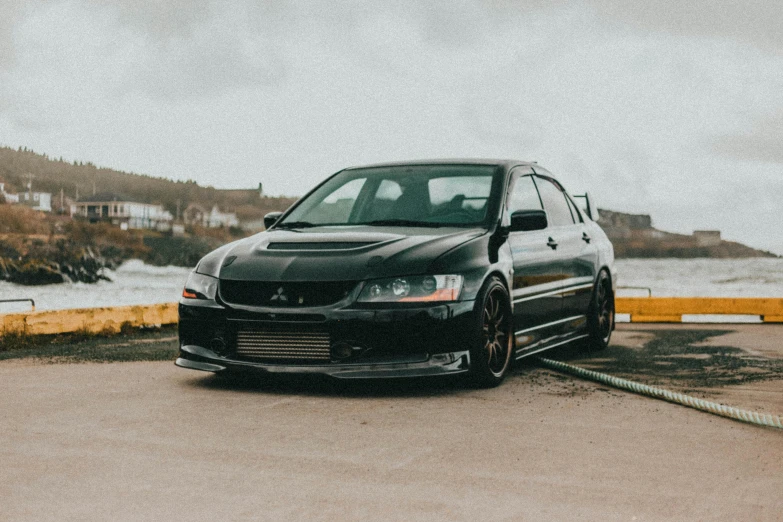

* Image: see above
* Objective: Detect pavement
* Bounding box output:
[1,324,781,521]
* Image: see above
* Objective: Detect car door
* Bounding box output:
[533,174,597,331]
[505,169,564,351]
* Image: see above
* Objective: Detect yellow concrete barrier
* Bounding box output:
[2,297,782,336]
[0,303,179,336]
[616,297,783,323]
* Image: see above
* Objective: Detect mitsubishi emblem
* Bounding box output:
[270,286,288,303]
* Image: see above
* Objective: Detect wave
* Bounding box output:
[114,259,193,277]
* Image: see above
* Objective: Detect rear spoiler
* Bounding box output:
[572,193,597,221]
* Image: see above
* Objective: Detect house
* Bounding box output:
[19,190,52,212]
[0,180,50,208]
[183,203,238,228]
[693,230,721,247]
[0,181,18,203]
[71,193,173,231]
[207,205,239,228]
[182,203,207,227]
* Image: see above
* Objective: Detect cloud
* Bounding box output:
[710,114,783,163]
[89,0,213,41]
[586,0,783,54]
[2,0,783,254]
[99,1,288,99]
[0,0,25,68]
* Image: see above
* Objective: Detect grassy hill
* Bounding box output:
[0,146,296,222]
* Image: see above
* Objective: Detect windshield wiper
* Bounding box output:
[360,219,443,228]
[275,221,319,229]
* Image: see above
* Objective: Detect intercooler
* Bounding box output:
[234,325,331,363]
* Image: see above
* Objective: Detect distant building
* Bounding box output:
[19,191,52,212]
[71,193,173,231]
[693,230,721,247]
[0,180,50,210]
[183,203,238,228]
[207,205,239,228]
[0,181,18,203]
[182,203,207,227]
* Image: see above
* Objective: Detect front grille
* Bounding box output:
[220,280,357,308]
[235,326,331,363]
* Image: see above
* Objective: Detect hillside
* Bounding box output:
[2,146,777,261]
[0,146,296,222]
[596,209,778,258]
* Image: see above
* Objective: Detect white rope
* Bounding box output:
[536,357,783,430]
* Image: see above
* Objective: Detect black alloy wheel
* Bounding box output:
[585,270,614,351]
[468,277,513,387]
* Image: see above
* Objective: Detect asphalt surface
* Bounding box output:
[1,324,781,521]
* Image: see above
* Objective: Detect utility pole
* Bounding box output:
[60,188,64,213]
[176,199,181,222]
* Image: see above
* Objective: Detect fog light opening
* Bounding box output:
[330,342,354,360]
[210,337,226,355]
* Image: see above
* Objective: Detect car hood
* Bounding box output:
[214,226,486,282]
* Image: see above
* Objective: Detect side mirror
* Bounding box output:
[510,210,548,232]
[264,211,283,229]
[572,192,597,221]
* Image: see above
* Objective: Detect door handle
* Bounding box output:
[546,237,558,250]
[582,232,591,244]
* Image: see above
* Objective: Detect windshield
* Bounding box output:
[279,165,500,228]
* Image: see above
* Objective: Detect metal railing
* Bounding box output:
[617,286,652,297]
[0,298,36,312]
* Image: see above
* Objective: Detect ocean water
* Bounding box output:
[1,258,782,313]
[615,258,783,297]
[0,260,192,313]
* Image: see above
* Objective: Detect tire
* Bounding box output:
[584,270,614,352]
[467,277,514,388]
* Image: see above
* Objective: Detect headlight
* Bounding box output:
[358,275,463,303]
[182,271,218,300]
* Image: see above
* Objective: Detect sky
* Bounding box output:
[1,0,782,254]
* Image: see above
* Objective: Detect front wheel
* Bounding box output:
[467,277,513,388]
[585,270,614,351]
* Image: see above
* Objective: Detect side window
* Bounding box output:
[535,177,575,227]
[507,175,542,215]
[565,195,583,223]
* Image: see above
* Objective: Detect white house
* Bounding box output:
[207,205,239,228]
[19,190,52,212]
[71,193,173,231]
[183,203,239,228]
[0,182,19,203]
[0,181,49,209]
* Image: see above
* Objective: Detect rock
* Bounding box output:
[9,260,68,285]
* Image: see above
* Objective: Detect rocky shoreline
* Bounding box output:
[0,248,116,285]
[0,233,224,286]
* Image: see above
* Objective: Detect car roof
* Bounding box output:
[343,159,537,171]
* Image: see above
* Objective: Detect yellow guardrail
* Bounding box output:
[0,303,178,336]
[616,297,783,323]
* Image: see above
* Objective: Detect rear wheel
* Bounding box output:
[468,277,513,388]
[585,270,614,351]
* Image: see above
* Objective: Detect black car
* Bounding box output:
[176,160,615,387]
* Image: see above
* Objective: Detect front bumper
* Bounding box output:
[177,300,476,379]
[176,345,470,379]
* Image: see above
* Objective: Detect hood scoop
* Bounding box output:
[266,241,380,251]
